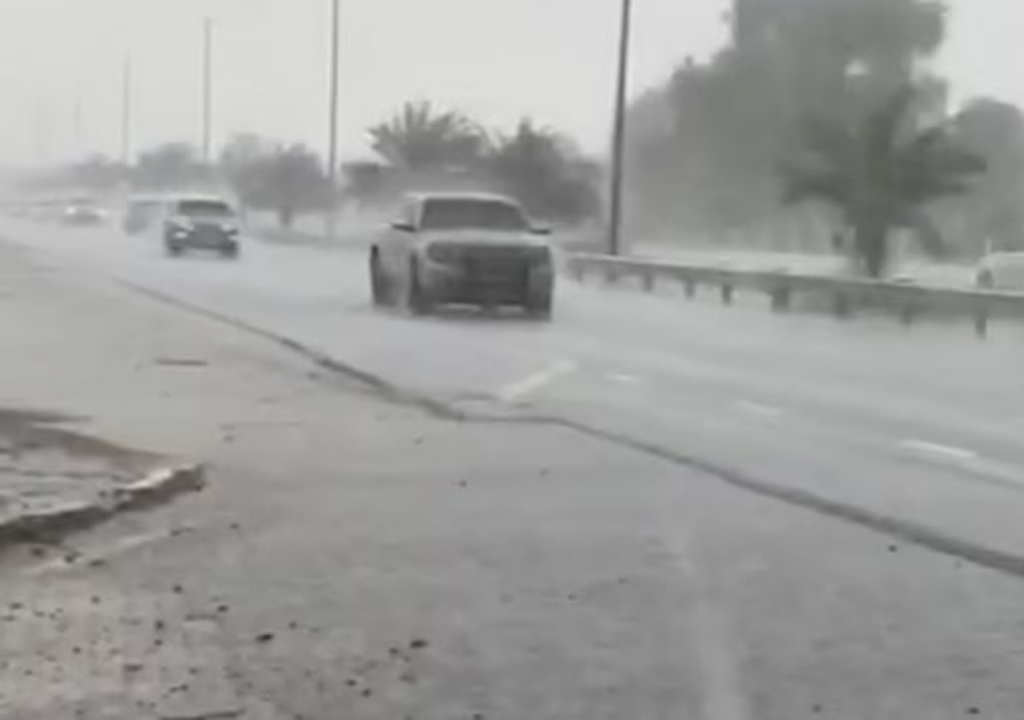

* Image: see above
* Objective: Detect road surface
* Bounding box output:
[3,219,1024,719]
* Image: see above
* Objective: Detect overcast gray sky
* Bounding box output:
[0,0,1021,167]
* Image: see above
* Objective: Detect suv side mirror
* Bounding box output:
[390,220,416,233]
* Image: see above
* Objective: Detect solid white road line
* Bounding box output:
[497,359,578,403]
[666,533,751,720]
[899,439,978,462]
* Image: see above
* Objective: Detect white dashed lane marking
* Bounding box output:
[899,439,979,462]
[497,359,578,403]
[896,439,1024,492]
[664,533,751,720]
[605,372,644,385]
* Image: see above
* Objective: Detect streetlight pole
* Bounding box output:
[326,0,341,238]
[202,16,214,166]
[607,0,634,256]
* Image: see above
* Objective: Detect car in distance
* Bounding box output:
[975,251,1024,290]
[61,197,107,226]
[370,192,554,318]
[160,196,241,258]
[122,195,163,235]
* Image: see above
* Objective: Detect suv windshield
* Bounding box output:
[420,199,528,231]
[178,200,234,218]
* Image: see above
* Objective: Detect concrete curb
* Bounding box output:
[113,463,206,510]
[0,463,205,548]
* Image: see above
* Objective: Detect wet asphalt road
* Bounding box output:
[3,220,1024,719]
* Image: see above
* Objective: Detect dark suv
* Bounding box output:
[370,193,555,318]
[163,197,240,258]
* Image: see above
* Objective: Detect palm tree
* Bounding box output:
[368,101,486,173]
[134,143,205,190]
[259,144,330,228]
[781,86,985,277]
[488,119,600,222]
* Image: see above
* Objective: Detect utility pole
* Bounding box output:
[121,56,132,167]
[326,0,341,238]
[607,0,633,256]
[202,17,214,165]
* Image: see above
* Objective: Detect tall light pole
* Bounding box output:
[607,0,634,256]
[326,0,341,238]
[202,17,214,165]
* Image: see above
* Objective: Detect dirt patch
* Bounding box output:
[0,406,201,549]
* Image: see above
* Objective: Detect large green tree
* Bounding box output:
[220,135,329,228]
[486,120,599,223]
[368,101,487,174]
[626,0,950,243]
[341,160,390,208]
[781,87,985,277]
[945,99,1024,252]
[359,108,600,224]
[220,133,277,212]
[134,143,206,190]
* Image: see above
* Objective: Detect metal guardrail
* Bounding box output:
[564,253,1024,338]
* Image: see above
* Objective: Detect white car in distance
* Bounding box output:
[976,251,1024,290]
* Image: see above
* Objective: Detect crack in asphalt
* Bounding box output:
[118,279,1024,583]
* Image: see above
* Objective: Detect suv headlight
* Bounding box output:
[426,243,461,263]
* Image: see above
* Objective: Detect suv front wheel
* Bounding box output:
[370,250,391,307]
[525,293,553,320]
[405,257,433,315]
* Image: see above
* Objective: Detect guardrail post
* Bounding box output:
[975,312,989,339]
[770,286,791,312]
[900,304,915,326]
[563,254,1016,336]
[642,271,655,292]
[833,293,850,319]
